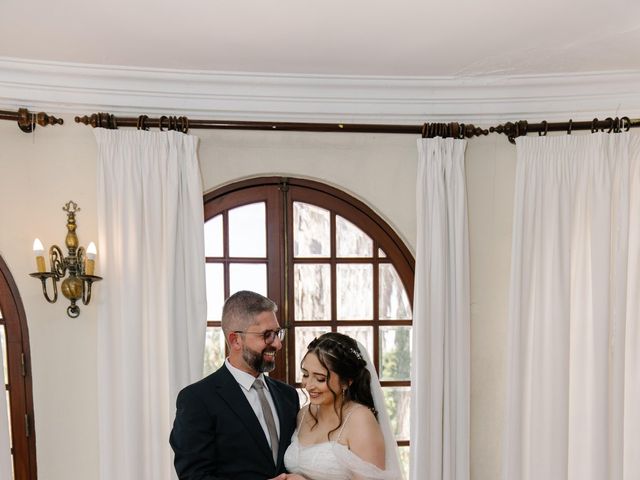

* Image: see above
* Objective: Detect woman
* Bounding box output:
[276,332,403,480]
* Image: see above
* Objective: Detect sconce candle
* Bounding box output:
[33,238,46,272]
[85,242,97,276]
[29,201,102,318]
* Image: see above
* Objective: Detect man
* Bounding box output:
[170,291,299,480]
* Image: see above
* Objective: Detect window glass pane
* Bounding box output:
[336,216,372,258]
[380,326,412,381]
[398,445,410,480]
[293,202,330,258]
[204,215,223,257]
[336,326,373,359]
[205,263,224,320]
[203,327,226,376]
[294,264,331,320]
[383,386,411,441]
[5,389,12,449]
[294,326,329,382]
[378,248,387,258]
[337,264,372,319]
[229,263,267,297]
[229,203,266,258]
[0,325,7,385]
[379,264,412,320]
[230,263,267,296]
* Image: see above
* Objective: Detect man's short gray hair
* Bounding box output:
[221,290,278,335]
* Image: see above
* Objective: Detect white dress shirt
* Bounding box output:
[225,358,281,446]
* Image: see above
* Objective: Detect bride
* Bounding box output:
[271,332,403,480]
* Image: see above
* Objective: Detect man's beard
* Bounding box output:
[242,344,276,373]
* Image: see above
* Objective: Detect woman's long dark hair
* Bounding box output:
[303,332,377,440]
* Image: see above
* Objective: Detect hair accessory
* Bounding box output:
[349,347,363,361]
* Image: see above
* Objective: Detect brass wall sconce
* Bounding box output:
[30,201,101,318]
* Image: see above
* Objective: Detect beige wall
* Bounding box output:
[0,115,515,480]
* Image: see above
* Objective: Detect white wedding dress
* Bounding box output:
[284,407,402,480]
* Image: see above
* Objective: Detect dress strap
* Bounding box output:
[336,406,360,442]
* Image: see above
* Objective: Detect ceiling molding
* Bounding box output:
[1,57,639,124]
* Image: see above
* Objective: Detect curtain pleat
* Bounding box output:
[504,132,640,480]
[94,129,207,480]
[411,137,470,480]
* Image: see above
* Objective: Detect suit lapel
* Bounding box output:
[215,365,274,465]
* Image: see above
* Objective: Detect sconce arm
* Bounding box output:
[29,272,59,303]
[80,275,102,305]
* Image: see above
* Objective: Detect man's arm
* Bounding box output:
[170,387,229,480]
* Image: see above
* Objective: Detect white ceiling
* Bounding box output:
[1,0,640,121]
[2,0,639,76]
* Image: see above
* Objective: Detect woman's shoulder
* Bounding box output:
[344,402,377,423]
[341,402,381,439]
[340,403,386,470]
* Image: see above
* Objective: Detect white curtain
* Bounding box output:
[411,138,470,480]
[94,129,207,480]
[504,132,640,480]
[0,335,12,480]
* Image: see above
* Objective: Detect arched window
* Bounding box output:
[202,177,414,476]
[0,256,37,479]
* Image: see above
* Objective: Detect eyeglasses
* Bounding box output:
[233,328,286,344]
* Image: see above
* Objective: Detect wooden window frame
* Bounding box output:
[203,176,414,448]
[0,256,37,480]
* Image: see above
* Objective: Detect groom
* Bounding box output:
[170,290,299,480]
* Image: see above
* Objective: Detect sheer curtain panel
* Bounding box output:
[94,129,207,480]
[411,138,470,480]
[0,339,12,480]
[504,132,640,480]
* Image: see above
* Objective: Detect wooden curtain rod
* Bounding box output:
[4,108,638,142]
[73,113,490,139]
[0,108,63,132]
[491,116,640,143]
[74,112,640,143]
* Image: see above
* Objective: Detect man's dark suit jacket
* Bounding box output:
[170,364,299,480]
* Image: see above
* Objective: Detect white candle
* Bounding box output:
[33,238,45,272]
[85,242,97,275]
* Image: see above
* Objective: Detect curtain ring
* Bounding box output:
[612,117,620,133]
[538,120,548,136]
[137,115,149,131]
[591,118,599,133]
[508,122,519,144]
[621,116,631,132]
[159,115,168,131]
[458,123,466,139]
[567,119,573,135]
[421,123,428,138]
[605,117,614,133]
